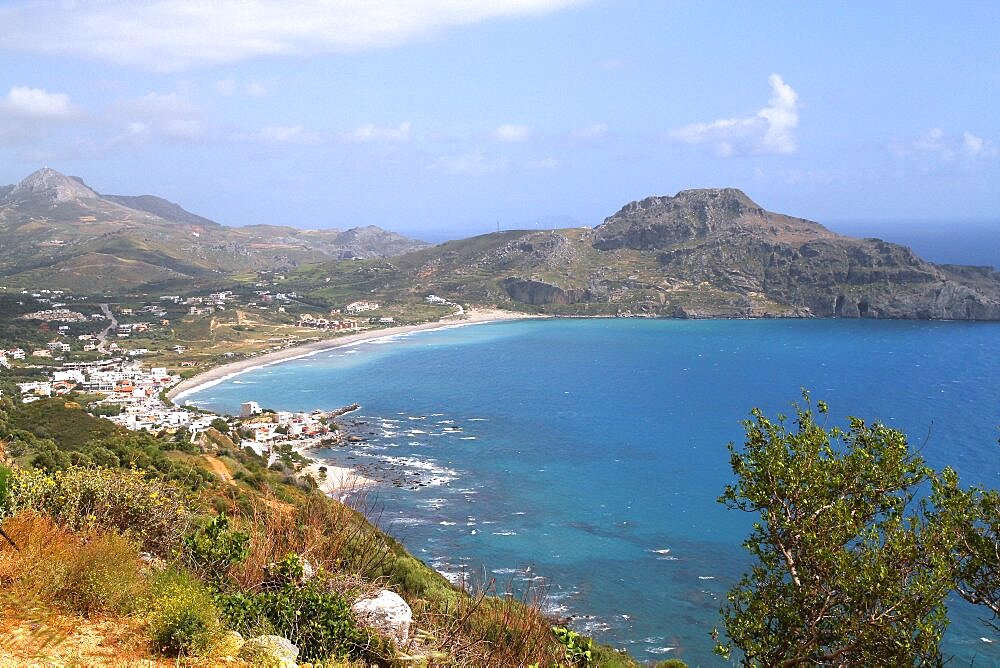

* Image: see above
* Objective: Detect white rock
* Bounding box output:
[352,590,412,646]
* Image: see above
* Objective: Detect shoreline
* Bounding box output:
[167,307,538,405]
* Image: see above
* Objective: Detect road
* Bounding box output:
[96,303,117,353]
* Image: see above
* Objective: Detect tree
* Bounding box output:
[715,394,954,666]
[932,470,1000,627]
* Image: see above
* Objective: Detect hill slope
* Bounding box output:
[298,189,1000,320]
[0,168,429,292]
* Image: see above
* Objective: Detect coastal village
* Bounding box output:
[0,283,465,475]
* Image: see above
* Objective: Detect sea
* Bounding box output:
[183,318,1000,665]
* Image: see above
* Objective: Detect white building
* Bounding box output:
[240,401,262,418]
[344,300,380,315]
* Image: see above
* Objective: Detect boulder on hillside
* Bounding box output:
[352,590,412,646]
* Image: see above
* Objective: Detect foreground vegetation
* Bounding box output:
[1,379,996,665]
[716,393,999,665]
[0,393,645,666]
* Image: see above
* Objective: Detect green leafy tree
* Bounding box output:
[932,470,1000,627]
[715,395,954,666]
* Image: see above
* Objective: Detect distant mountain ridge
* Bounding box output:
[3,168,999,320]
[0,168,429,292]
[296,188,1000,321]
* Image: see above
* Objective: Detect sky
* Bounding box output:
[0,0,997,242]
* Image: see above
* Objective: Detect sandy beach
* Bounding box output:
[299,462,376,496]
[167,307,535,404]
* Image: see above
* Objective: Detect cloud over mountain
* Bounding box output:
[670,74,799,157]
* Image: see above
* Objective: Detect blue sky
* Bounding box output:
[0,0,997,240]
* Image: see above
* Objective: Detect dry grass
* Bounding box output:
[0,512,146,617]
[0,512,152,665]
[227,491,392,593]
[420,577,564,668]
[0,513,256,667]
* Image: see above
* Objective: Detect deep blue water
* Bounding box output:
[184,319,1000,665]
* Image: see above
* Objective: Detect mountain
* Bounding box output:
[299,188,1000,320]
[0,168,428,292]
[4,170,997,320]
[100,194,221,228]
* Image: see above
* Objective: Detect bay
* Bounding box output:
[186,319,1000,665]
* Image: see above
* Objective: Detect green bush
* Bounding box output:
[146,568,222,657]
[217,553,382,663]
[183,514,250,583]
[553,626,593,667]
[0,463,11,509]
[3,466,192,555]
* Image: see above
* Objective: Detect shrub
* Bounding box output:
[3,465,192,555]
[61,530,145,616]
[146,568,222,657]
[553,626,593,666]
[183,514,250,583]
[0,463,11,508]
[217,554,381,663]
[430,579,565,667]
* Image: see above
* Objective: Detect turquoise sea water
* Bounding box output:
[184,319,1000,665]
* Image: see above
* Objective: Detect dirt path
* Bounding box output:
[202,454,294,513]
[202,454,235,486]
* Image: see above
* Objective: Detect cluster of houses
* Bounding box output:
[15,358,215,435]
[343,300,380,315]
[294,314,360,331]
[11,354,338,453]
[235,400,337,451]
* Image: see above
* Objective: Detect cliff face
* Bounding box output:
[587,189,1000,320]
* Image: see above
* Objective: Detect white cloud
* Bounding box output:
[892,128,998,161]
[111,91,206,143]
[962,131,997,158]
[344,121,411,143]
[670,74,799,157]
[962,131,985,156]
[0,86,80,145]
[1,86,77,119]
[245,81,269,98]
[570,123,607,140]
[433,150,508,176]
[491,124,531,143]
[215,78,271,98]
[0,0,586,72]
[525,157,561,170]
[214,79,239,96]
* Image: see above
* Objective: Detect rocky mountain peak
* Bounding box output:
[7,167,100,203]
[615,188,763,220]
[592,187,830,251]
